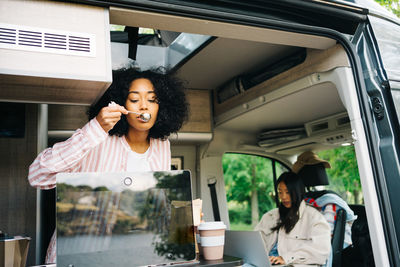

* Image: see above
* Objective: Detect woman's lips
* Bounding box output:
[137,117,148,122]
[126,111,151,122]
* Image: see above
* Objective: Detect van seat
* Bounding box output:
[342,204,375,267]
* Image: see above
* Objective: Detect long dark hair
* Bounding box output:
[88,67,189,140]
[271,172,305,233]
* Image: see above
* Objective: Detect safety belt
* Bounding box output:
[207,177,221,221]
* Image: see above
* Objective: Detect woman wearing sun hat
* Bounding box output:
[292,151,357,267]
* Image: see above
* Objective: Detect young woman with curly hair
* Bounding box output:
[254,172,331,266]
[28,67,189,263]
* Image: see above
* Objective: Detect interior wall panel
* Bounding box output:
[0,104,38,266]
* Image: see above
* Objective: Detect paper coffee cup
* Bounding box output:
[198,221,226,260]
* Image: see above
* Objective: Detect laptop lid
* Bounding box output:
[56,170,196,267]
[224,230,286,267]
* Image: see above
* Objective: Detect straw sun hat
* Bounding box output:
[292,151,331,174]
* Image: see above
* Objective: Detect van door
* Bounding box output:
[353,13,400,267]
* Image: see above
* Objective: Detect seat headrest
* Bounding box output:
[298,163,329,186]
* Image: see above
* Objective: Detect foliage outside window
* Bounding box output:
[375,0,400,17]
[222,154,288,230]
[317,145,363,204]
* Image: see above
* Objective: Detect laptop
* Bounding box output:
[56,170,197,267]
[224,230,287,267]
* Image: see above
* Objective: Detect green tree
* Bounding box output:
[223,154,276,227]
[318,146,362,204]
[375,0,400,17]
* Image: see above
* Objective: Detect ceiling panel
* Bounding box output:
[217,82,346,135]
[176,37,297,90]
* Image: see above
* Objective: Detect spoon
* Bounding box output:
[127,111,151,122]
[108,102,151,122]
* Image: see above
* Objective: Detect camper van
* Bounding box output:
[1,0,399,266]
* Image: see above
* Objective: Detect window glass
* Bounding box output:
[223,147,363,231]
[390,82,400,124]
[222,153,288,230]
[317,145,363,204]
[369,16,400,125]
[369,16,400,82]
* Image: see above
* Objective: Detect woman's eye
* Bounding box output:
[148,98,158,103]
[130,99,138,103]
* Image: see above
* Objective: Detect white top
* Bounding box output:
[254,201,331,265]
[127,148,151,172]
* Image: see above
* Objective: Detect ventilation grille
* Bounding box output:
[324,133,353,145]
[0,23,95,57]
[305,112,350,137]
[325,134,346,143]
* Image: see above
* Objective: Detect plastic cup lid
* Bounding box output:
[198,221,226,231]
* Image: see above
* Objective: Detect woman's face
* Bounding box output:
[125,78,159,132]
[278,182,292,208]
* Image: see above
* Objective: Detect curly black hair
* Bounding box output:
[88,67,189,140]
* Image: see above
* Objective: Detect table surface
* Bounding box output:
[30,255,243,267]
[200,255,243,266]
[178,255,243,266]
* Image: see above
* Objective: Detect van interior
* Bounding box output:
[0,2,377,266]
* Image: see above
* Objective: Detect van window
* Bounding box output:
[368,16,400,124]
[317,145,363,204]
[222,153,288,230]
[223,146,362,230]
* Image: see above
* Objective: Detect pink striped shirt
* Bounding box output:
[28,118,171,189]
[28,118,171,263]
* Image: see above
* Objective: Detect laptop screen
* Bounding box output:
[56,170,196,267]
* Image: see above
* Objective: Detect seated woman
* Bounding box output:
[254,172,331,266]
[292,151,357,250]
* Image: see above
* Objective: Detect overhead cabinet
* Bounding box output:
[0,0,112,105]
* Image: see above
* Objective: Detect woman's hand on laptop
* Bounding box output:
[269,256,285,265]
